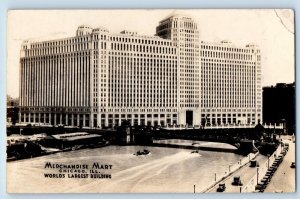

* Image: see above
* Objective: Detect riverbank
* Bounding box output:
[6,133,109,161]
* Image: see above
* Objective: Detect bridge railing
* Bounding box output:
[163,123,283,130]
[263,123,284,129]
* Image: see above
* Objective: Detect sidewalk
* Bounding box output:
[264,137,295,192]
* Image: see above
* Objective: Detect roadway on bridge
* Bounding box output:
[207,154,268,193]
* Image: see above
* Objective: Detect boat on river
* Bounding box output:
[134,149,151,156]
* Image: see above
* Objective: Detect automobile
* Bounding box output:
[232,176,243,186]
[250,160,259,167]
[284,143,289,151]
[274,190,283,193]
[217,183,226,192]
[290,162,295,168]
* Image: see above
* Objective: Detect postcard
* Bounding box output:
[6,9,295,193]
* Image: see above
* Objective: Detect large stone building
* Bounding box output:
[19,14,262,128]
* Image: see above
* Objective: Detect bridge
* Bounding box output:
[118,122,282,155]
[7,121,282,155]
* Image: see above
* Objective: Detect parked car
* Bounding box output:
[284,143,289,151]
[217,183,226,192]
[291,162,295,168]
[232,176,243,186]
[250,160,259,167]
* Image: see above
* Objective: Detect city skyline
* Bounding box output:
[7,9,294,98]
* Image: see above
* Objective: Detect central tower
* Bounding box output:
[156,14,201,126]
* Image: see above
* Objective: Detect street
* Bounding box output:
[206,135,296,193]
[207,154,268,193]
[264,136,296,192]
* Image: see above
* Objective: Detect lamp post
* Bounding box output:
[194,185,195,193]
[256,166,259,184]
[267,154,270,169]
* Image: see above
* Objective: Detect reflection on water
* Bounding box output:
[7,144,243,193]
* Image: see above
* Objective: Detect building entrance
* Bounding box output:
[186,111,193,126]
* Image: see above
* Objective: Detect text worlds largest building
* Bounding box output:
[19,14,262,128]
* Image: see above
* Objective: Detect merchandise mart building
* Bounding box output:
[19,14,262,128]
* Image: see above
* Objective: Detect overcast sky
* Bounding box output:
[7,9,295,98]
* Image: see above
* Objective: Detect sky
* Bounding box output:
[7,9,295,98]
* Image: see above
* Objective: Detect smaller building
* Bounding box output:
[263,82,295,134]
[7,106,19,125]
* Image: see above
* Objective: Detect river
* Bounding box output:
[7,141,243,193]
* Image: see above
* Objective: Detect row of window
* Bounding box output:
[20,57,91,107]
[26,35,91,50]
[110,36,172,46]
[201,44,259,53]
[111,43,176,54]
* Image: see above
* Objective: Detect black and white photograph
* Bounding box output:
[6,9,295,193]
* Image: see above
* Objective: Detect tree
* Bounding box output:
[7,95,19,106]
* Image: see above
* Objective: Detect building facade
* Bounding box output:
[19,14,262,128]
[200,41,262,127]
